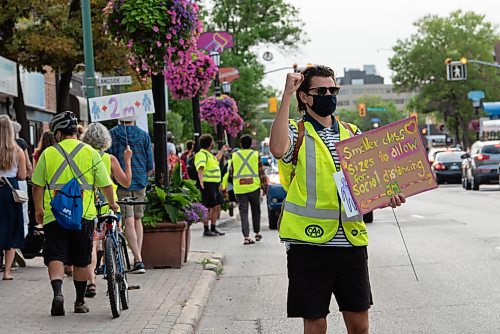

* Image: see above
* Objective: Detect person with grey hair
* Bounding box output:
[81,122,132,297]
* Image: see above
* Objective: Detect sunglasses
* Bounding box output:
[307,86,340,96]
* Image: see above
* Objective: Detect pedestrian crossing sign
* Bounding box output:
[446,61,467,81]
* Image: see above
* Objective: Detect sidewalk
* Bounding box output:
[0,215,235,334]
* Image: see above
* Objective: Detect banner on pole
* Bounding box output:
[336,116,437,214]
[88,90,155,122]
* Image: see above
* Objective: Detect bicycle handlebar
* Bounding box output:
[95,196,147,209]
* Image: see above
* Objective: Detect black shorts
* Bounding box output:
[201,182,223,208]
[287,244,372,318]
[43,219,94,267]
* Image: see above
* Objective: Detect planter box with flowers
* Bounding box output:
[142,164,207,268]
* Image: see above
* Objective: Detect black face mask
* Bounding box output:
[307,95,337,117]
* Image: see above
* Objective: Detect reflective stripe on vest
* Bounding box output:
[279,121,367,245]
[232,149,260,194]
[49,143,93,191]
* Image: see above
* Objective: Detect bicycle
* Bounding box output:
[95,197,147,318]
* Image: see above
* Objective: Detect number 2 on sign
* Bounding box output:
[108,97,119,118]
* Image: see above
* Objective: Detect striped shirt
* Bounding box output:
[282,114,362,247]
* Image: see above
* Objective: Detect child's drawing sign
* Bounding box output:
[336,116,438,214]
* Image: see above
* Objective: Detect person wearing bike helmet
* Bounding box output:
[32,111,119,316]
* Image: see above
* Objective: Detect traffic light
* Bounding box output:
[358,103,366,117]
[269,96,278,113]
[445,58,452,65]
[460,57,467,64]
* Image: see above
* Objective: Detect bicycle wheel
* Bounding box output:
[105,237,120,318]
[118,232,131,271]
[118,240,129,310]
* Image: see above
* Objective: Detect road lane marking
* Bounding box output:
[411,214,425,219]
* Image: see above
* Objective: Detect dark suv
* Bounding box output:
[462,140,500,190]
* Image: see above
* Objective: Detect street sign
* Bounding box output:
[88,89,155,122]
[371,117,381,123]
[366,107,387,112]
[0,55,17,97]
[446,61,467,81]
[219,67,240,83]
[198,32,234,53]
[97,76,132,86]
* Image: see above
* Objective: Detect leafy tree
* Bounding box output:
[0,1,32,142]
[205,0,307,122]
[12,0,129,113]
[389,10,500,148]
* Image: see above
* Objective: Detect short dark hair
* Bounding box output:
[240,135,252,149]
[199,134,213,149]
[186,140,194,151]
[296,65,336,113]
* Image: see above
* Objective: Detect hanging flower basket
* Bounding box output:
[165,50,217,100]
[200,95,238,126]
[226,113,244,137]
[104,0,203,78]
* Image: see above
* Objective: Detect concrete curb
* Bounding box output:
[170,253,225,334]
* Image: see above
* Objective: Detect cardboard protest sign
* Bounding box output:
[336,116,437,214]
[88,90,155,122]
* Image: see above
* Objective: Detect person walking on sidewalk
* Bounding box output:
[270,66,406,334]
[109,115,153,274]
[0,115,27,280]
[32,111,119,316]
[195,134,228,237]
[228,135,268,245]
[81,122,132,298]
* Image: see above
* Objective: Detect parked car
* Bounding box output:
[462,140,500,190]
[265,161,373,230]
[431,151,465,184]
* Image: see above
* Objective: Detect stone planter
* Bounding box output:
[142,221,187,269]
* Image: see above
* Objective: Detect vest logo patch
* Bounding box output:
[351,230,358,236]
[305,225,324,238]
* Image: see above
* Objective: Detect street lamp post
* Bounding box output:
[221,81,232,147]
[81,0,96,103]
[209,51,224,149]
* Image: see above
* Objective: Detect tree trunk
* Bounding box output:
[152,74,167,187]
[56,69,74,114]
[12,65,30,148]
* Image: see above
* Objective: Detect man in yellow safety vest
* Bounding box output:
[269,65,406,334]
[228,135,268,245]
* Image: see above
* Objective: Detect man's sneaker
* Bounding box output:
[51,295,65,316]
[129,261,146,274]
[203,230,218,237]
[211,228,225,236]
[14,249,26,267]
[74,301,89,313]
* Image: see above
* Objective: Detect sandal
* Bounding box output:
[243,238,255,245]
[255,233,262,241]
[85,283,96,298]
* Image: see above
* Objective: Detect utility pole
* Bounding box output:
[81,0,96,104]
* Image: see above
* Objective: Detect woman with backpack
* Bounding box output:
[0,115,27,280]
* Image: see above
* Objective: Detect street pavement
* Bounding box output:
[0,217,233,334]
[197,184,500,334]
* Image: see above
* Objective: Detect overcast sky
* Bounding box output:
[260,0,500,93]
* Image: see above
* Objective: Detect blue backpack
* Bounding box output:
[49,143,98,231]
[51,178,83,230]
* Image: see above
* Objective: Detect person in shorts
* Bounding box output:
[195,134,228,237]
[269,66,406,333]
[109,115,153,274]
[32,111,119,316]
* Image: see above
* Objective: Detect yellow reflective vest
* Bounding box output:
[232,149,261,195]
[195,149,221,183]
[278,120,368,246]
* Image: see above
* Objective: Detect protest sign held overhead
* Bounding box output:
[336,116,438,214]
[88,90,155,122]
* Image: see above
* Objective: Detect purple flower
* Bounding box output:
[152,25,159,33]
